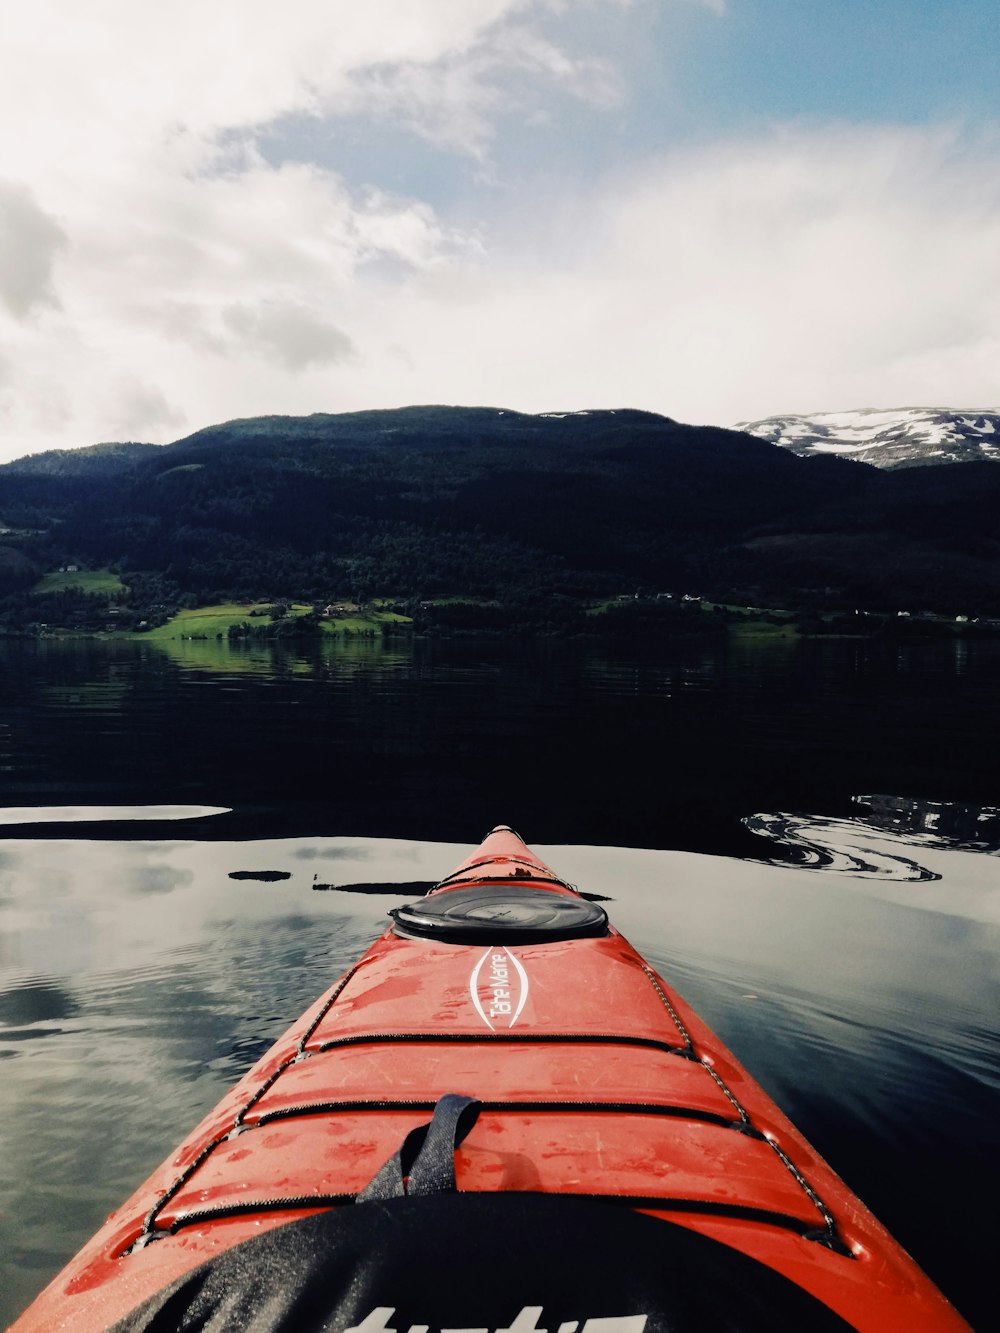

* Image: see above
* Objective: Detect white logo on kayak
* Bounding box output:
[346,1305,647,1333]
[470,946,529,1030]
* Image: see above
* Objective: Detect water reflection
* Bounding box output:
[146,633,415,676]
[130,864,195,895]
[0,804,229,825]
[0,976,79,1027]
[745,795,1000,902]
[2,630,1000,1328]
[853,793,1000,849]
[4,633,1000,859]
[0,832,996,1330]
[743,811,942,881]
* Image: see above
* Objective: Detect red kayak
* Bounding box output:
[13,827,968,1331]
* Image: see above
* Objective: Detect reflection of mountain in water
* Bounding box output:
[0,977,78,1026]
[745,795,1000,881]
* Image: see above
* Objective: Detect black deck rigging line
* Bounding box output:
[250,1096,763,1136]
[313,1030,696,1056]
[233,962,367,1130]
[126,955,846,1259]
[638,961,845,1252]
[130,962,367,1250]
[639,964,696,1056]
[151,1189,847,1250]
[297,964,366,1054]
[125,1027,693,1254]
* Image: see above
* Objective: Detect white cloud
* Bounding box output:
[222,300,355,372]
[327,122,999,425]
[336,19,622,156]
[0,3,995,460]
[4,120,999,457]
[0,1,588,180]
[0,182,66,318]
[0,0,635,456]
[0,149,480,452]
[98,375,185,443]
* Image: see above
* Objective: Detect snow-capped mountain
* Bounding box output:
[736,408,1000,470]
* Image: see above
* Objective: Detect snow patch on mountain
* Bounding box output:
[736,407,1000,470]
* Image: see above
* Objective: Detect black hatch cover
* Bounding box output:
[389,884,608,944]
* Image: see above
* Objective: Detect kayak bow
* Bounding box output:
[12,826,969,1331]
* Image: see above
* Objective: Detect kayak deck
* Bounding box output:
[12,827,968,1331]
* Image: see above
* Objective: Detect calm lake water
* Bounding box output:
[1,632,997,1328]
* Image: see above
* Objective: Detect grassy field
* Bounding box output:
[34,568,127,596]
[319,610,412,633]
[141,603,411,639]
[141,603,304,639]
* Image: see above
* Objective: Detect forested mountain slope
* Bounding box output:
[2,405,999,617]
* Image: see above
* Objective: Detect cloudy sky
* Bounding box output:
[0,0,997,461]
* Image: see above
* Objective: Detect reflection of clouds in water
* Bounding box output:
[0,805,229,825]
[129,865,195,895]
[0,836,416,976]
[0,852,18,911]
[65,916,373,1091]
[292,845,373,861]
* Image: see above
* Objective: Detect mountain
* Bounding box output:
[3,404,1000,622]
[0,405,833,599]
[736,408,1000,470]
[1,441,159,477]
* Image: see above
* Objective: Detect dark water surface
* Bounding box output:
[0,633,997,1328]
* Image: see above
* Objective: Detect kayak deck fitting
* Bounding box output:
[12,827,969,1331]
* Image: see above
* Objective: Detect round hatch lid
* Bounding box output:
[390,885,608,944]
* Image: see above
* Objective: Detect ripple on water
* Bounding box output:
[852,793,1000,850]
[742,810,942,881]
[744,792,1000,883]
